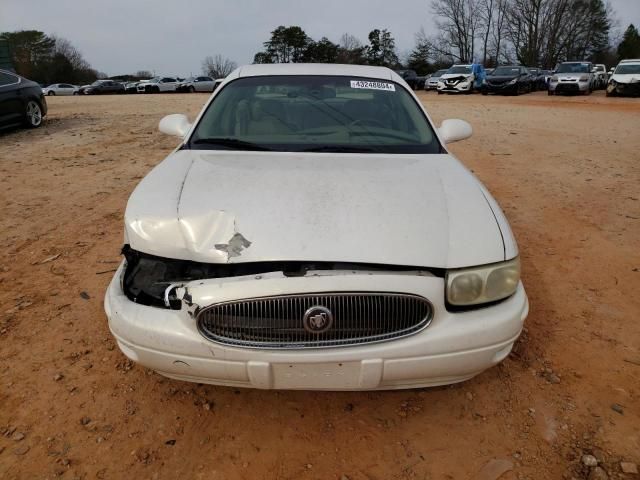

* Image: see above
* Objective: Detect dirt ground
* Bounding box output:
[0,90,639,480]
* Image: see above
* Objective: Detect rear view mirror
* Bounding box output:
[159,114,192,138]
[438,119,473,144]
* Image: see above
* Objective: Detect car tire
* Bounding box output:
[24,100,43,128]
[48,91,55,96]
[437,91,444,95]
[189,86,195,93]
[481,91,488,96]
[153,86,160,93]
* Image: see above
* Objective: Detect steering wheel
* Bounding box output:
[349,118,387,129]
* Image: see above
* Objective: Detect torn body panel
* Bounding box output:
[121,245,444,309]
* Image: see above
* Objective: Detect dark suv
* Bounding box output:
[84,80,125,95]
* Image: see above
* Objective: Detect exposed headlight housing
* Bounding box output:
[550,76,559,83]
[446,257,520,307]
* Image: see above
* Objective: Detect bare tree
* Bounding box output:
[201,54,237,78]
[339,33,362,51]
[430,0,481,62]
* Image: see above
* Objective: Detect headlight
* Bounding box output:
[437,81,444,87]
[446,257,520,306]
[579,75,589,82]
[550,76,558,83]
[508,78,518,85]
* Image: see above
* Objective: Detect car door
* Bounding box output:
[59,83,74,95]
[196,76,214,92]
[0,71,23,127]
[160,78,177,92]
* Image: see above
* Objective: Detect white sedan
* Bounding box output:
[137,76,179,93]
[105,63,528,390]
[42,83,78,96]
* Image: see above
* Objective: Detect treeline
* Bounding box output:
[426,0,635,68]
[253,26,403,68]
[0,30,100,84]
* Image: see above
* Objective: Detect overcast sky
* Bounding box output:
[1,0,638,76]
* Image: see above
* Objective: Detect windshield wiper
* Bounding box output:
[192,137,272,151]
[300,145,382,153]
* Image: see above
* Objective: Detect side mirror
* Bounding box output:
[438,119,473,144]
[159,114,192,138]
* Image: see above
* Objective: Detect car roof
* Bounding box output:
[619,59,640,63]
[234,63,400,82]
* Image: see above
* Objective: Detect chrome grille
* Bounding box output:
[196,293,433,349]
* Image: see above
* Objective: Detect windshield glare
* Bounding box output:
[492,67,521,76]
[615,64,640,74]
[189,75,441,154]
[447,66,471,75]
[557,63,590,74]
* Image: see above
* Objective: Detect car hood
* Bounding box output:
[487,75,518,83]
[440,73,472,81]
[611,73,640,84]
[124,150,507,268]
[556,73,588,80]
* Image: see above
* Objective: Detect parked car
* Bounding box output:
[482,65,533,95]
[525,68,547,91]
[395,69,420,90]
[539,70,553,90]
[137,76,179,93]
[425,69,448,90]
[593,64,608,89]
[437,64,486,94]
[548,62,594,95]
[42,83,78,96]
[104,63,528,391]
[606,59,640,97]
[125,81,143,94]
[85,80,125,95]
[176,76,217,92]
[0,69,47,130]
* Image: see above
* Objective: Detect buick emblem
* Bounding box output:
[303,306,333,334]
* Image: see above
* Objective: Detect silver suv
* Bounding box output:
[548,62,594,95]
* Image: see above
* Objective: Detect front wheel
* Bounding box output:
[189,86,195,93]
[24,100,43,128]
[48,91,55,96]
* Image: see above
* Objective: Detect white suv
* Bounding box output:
[137,76,179,93]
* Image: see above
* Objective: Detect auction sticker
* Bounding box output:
[350,80,396,91]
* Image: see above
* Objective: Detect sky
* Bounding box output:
[1,0,639,76]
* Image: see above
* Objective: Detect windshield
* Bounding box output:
[432,69,448,77]
[189,75,441,154]
[447,66,471,75]
[492,67,521,76]
[557,63,590,74]
[615,64,640,74]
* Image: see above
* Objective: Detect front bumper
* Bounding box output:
[483,82,518,94]
[549,80,590,94]
[607,81,640,97]
[437,82,472,93]
[105,263,529,390]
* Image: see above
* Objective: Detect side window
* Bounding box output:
[0,72,18,86]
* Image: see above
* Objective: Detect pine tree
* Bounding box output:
[617,24,640,60]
